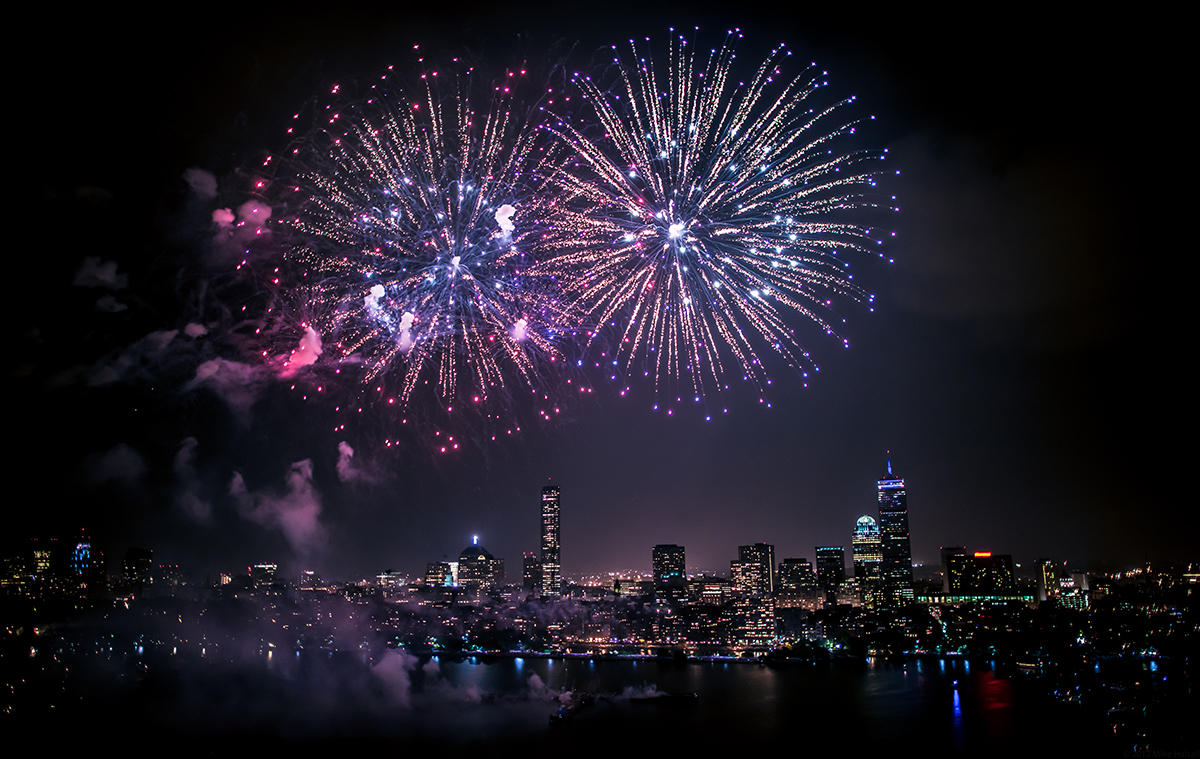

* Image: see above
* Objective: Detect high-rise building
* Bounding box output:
[877,460,914,605]
[250,563,277,588]
[940,546,967,593]
[946,552,1015,595]
[540,485,561,597]
[123,547,153,594]
[778,558,817,591]
[522,552,542,591]
[852,516,884,609]
[652,544,686,586]
[1035,558,1058,603]
[457,537,505,591]
[737,543,776,595]
[425,561,452,587]
[653,544,687,604]
[815,546,847,605]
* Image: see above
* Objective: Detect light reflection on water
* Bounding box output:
[413,655,1038,751]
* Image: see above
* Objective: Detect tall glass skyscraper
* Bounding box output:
[877,460,914,605]
[540,485,561,597]
[737,543,776,595]
[852,515,883,609]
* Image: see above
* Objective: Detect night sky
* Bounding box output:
[9,4,1185,582]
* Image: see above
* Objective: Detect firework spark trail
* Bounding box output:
[268,61,587,427]
[538,31,895,409]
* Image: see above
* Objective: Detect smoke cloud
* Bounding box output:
[495,203,516,234]
[182,167,218,199]
[212,208,235,228]
[335,441,376,484]
[185,358,264,417]
[511,317,528,342]
[84,442,146,487]
[279,326,322,376]
[73,257,128,289]
[230,459,327,556]
[397,312,415,353]
[95,294,127,312]
[173,436,211,523]
[86,329,179,387]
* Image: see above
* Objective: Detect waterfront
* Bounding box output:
[420,655,1118,752]
[12,635,1188,755]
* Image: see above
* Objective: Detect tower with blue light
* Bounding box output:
[877,459,914,605]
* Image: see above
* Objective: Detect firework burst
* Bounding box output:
[264,60,586,429]
[541,31,895,409]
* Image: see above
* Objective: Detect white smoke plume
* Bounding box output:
[494,203,516,235]
[182,167,218,199]
[335,441,376,484]
[510,317,528,342]
[397,312,415,353]
[230,459,327,556]
[212,208,235,228]
[372,648,420,708]
[184,322,208,338]
[173,436,211,523]
[185,358,264,417]
[236,200,272,228]
[212,201,272,250]
[365,283,386,311]
[279,325,322,376]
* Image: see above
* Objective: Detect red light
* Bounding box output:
[974,552,992,557]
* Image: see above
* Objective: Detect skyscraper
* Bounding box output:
[652,544,686,586]
[852,516,883,609]
[815,546,847,605]
[652,544,686,604]
[540,485,561,597]
[876,460,914,605]
[1035,557,1058,603]
[737,543,776,595]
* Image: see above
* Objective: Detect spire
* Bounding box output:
[880,451,896,480]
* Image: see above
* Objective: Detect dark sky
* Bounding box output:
[8,4,1186,582]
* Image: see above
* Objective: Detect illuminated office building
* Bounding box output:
[541,485,561,597]
[946,551,1015,595]
[653,544,687,603]
[1035,558,1058,603]
[425,562,452,587]
[457,537,504,590]
[522,552,541,591]
[778,558,817,591]
[250,563,277,588]
[737,543,776,595]
[877,460,914,605]
[123,547,153,593]
[941,546,967,592]
[852,516,884,609]
[816,546,847,605]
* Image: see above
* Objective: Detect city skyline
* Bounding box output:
[5,5,1184,587]
[14,463,1162,587]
